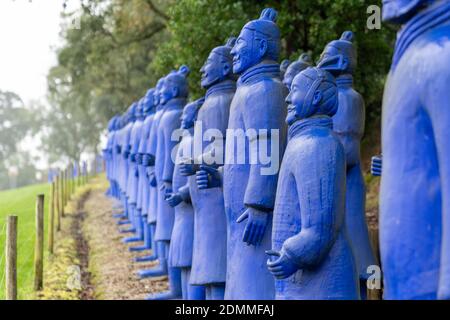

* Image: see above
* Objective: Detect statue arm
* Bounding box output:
[242,82,286,211]
[426,71,450,299]
[162,116,181,183]
[281,139,343,269]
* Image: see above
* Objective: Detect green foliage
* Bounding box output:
[152,0,395,121]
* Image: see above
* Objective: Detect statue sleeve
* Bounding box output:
[162,112,182,183]
[147,119,158,157]
[242,82,287,211]
[425,70,450,299]
[138,124,148,155]
[281,136,345,268]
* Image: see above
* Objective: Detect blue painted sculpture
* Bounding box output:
[104,116,118,197]
[197,8,287,300]
[180,38,236,300]
[146,66,190,300]
[380,0,450,300]
[123,99,146,243]
[282,53,312,90]
[266,67,359,300]
[131,89,156,253]
[318,31,377,297]
[116,103,137,227]
[371,155,382,177]
[136,78,166,268]
[166,98,206,300]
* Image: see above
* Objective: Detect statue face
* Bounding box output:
[159,79,178,105]
[200,52,229,88]
[383,0,430,23]
[317,44,350,75]
[283,64,301,91]
[180,104,198,129]
[231,28,264,74]
[285,74,316,125]
[154,80,164,106]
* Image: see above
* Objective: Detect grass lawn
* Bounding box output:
[0,183,51,300]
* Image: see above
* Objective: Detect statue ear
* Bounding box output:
[341,57,349,72]
[312,90,322,107]
[222,62,231,77]
[172,86,179,98]
[258,38,268,58]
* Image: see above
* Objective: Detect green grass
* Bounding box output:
[0,183,51,300]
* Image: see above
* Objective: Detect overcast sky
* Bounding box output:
[0,0,79,105]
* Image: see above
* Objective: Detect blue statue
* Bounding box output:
[115,103,137,226]
[266,67,359,300]
[318,31,377,298]
[104,116,118,197]
[380,0,450,300]
[136,78,166,269]
[123,99,146,243]
[166,98,206,300]
[199,8,287,299]
[371,155,382,177]
[131,89,157,253]
[179,38,236,300]
[146,66,190,300]
[279,59,290,80]
[282,53,312,90]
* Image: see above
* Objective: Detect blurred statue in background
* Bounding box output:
[380,0,450,300]
[166,99,206,300]
[282,53,312,90]
[147,66,190,300]
[267,67,359,300]
[318,31,376,298]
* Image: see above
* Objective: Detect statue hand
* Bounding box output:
[142,154,151,167]
[136,153,143,165]
[165,193,183,207]
[179,158,198,176]
[196,165,221,189]
[237,207,270,246]
[123,150,130,159]
[160,181,172,194]
[130,153,136,163]
[266,250,299,279]
[149,171,157,187]
[371,155,382,177]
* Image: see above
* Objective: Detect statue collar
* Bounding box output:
[205,80,236,99]
[237,60,280,86]
[288,115,333,140]
[393,0,450,69]
[162,97,187,110]
[336,74,353,88]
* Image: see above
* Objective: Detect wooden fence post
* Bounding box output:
[34,194,45,291]
[5,215,18,300]
[61,171,65,218]
[56,175,61,231]
[48,182,55,254]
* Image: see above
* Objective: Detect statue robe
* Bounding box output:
[380,1,450,300]
[169,130,195,268]
[272,117,359,300]
[147,105,165,224]
[223,62,287,300]
[137,112,155,215]
[154,98,186,242]
[333,74,376,281]
[189,82,234,285]
[127,118,144,205]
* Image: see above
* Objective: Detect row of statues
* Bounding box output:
[103,1,450,300]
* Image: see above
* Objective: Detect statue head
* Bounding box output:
[143,88,156,116]
[160,65,190,105]
[153,78,165,106]
[108,115,118,132]
[180,98,204,130]
[285,67,338,126]
[135,98,145,120]
[280,59,291,79]
[201,37,236,89]
[127,102,138,123]
[231,8,280,74]
[283,53,313,90]
[317,31,357,76]
[382,0,434,24]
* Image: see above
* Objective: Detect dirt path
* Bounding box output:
[82,182,168,300]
